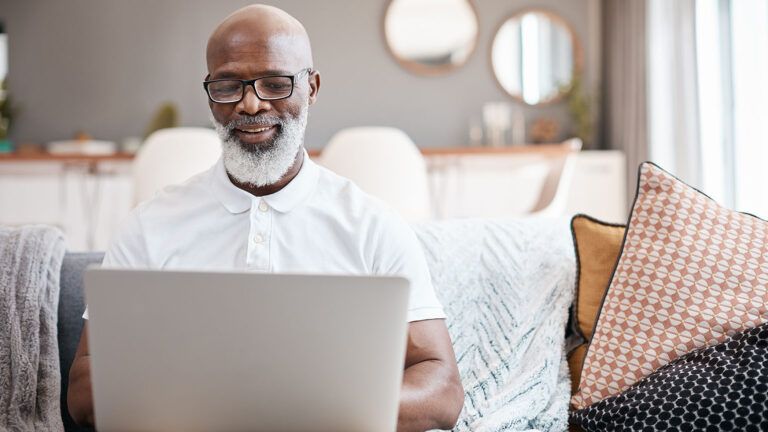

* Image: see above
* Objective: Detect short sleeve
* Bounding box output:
[83,209,151,319]
[101,209,152,269]
[370,212,445,322]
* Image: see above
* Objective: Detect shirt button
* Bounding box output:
[258,201,269,212]
[253,233,264,244]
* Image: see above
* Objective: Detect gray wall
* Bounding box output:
[0,0,599,150]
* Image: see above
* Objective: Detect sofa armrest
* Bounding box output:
[58,252,103,432]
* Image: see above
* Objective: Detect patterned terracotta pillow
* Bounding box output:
[571,162,768,409]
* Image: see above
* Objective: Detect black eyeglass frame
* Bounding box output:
[203,68,313,103]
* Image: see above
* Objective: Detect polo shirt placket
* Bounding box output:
[246,198,272,271]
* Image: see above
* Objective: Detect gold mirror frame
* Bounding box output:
[490,8,583,106]
[383,0,480,77]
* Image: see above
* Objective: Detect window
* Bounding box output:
[695,0,768,217]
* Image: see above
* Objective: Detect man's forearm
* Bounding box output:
[68,356,95,427]
[398,359,464,432]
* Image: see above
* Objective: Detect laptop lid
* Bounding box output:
[84,269,410,432]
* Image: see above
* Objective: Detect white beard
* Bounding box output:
[212,103,308,187]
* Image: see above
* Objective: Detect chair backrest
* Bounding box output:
[529,138,583,216]
[319,127,432,221]
[133,127,221,205]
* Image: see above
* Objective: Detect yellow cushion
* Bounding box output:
[567,215,625,396]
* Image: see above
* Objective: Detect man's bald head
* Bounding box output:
[206,4,313,74]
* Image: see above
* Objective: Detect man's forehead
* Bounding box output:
[207,4,312,72]
[208,33,306,75]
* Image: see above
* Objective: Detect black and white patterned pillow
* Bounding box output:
[570,321,768,431]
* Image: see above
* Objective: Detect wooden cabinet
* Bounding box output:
[0,148,626,251]
[0,155,133,251]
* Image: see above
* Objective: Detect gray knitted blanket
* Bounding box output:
[0,226,66,432]
[415,218,575,432]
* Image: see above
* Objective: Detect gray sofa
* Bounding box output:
[54,218,577,431]
[58,252,103,432]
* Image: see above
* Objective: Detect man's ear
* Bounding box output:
[308,70,321,106]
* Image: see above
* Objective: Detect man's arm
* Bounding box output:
[68,323,95,427]
[398,319,464,432]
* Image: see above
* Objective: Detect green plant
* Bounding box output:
[562,72,596,148]
[143,102,179,139]
[0,78,14,140]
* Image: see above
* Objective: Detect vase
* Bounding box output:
[0,138,12,153]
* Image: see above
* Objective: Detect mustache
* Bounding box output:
[222,115,285,132]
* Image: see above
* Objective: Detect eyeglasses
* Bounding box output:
[203,68,312,103]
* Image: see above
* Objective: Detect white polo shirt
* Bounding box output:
[90,150,445,322]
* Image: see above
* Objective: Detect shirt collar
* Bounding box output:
[210,149,319,214]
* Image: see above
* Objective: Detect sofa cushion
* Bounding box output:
[415,218,576,430]
[571,162,768,409]
[58,252,103,432]
[570,321,768,431]
[568,215,626,395]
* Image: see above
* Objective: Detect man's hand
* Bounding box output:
[68,323,95,427]
[398,319,464,431]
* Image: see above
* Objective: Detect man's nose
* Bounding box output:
[236,86,272,115]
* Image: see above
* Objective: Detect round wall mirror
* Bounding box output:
[491,10,580,105]
[384,0,479,76]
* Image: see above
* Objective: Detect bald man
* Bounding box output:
[67,4,463,431]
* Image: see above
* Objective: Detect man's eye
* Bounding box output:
[212,82,241,93]
[266,83,291,89]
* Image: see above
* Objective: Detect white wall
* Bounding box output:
[0,0,599,149]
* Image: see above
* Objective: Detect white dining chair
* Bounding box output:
[528,137,583,216]
[318,127,433,222]
[133,127,221,205]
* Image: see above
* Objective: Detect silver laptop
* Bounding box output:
[84,269,411,432]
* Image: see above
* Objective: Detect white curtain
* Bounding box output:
[644,0,768,217]
[602,0,649,207]
[646,0,702,189]
[729,0,768,218]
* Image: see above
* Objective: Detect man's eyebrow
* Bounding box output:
[258,69,294,76]
[210,69,295,79]
[210,71,239,79]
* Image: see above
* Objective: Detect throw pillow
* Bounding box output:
[571,162,768,409]
[570,321,768,431]
[568,215,627,395]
